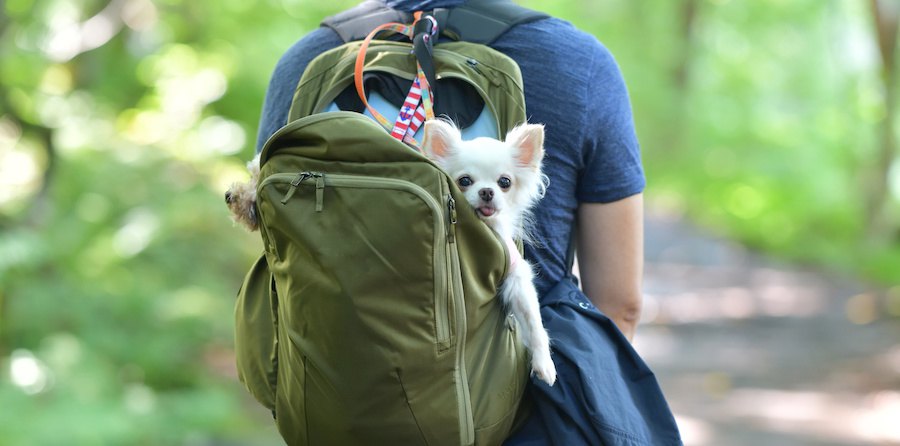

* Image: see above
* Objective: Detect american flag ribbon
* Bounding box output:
[391,68,434,143]
[405,104,427,140]
[391,77,423,139]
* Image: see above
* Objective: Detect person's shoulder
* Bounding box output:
[493,16,623,98]
[272,26,346,78]
[287,26,345,55]
[523,16,594,42]
[504,16,617,67]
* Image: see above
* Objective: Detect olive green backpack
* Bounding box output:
[234,2,548,444]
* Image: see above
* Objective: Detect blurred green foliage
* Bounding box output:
[0,0,898,444]
[529,0,900,283]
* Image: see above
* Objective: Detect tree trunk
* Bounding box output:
[663,0,700,153]
[868,0,900,239]
[673,0,698,90]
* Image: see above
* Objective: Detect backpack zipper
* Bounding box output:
[279,171,322,204]
[465,58,501,87]
[447,195,457,243]
[441,182,473,446]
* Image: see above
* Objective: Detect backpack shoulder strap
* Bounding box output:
[322,1,413,43]
[322,0,549,44]
[438,0,550,44]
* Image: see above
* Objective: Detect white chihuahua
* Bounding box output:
[422,120,557,386]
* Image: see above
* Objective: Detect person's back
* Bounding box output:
[257,4,642,291]
[254,1,682,444]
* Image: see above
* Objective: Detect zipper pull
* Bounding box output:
[466,58,500,87]
[281,172,312,204]
[315,174,325,212]
[447,195,458,243]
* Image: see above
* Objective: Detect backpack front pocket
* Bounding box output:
[257,170,474,444]
[260,171,458,349]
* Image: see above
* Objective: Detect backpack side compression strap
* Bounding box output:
[322,0,550,44]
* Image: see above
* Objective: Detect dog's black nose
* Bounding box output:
[225,191,233,204]
[479,188,494,202]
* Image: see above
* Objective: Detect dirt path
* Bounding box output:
[637,211,900,445]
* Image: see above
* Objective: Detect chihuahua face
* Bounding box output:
[422,120,546,241]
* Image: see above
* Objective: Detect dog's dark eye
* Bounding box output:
[458,176,473,188]
[498,176,512,190]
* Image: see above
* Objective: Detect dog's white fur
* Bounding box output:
[423,119,557,386]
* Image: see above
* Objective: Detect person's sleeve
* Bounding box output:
[576,41,645,204]
[255,28,345,153]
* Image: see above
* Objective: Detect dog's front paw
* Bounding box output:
[531,349,557,386]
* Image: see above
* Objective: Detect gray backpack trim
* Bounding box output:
[322,0,549,45]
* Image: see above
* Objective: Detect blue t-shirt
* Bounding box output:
[255,0,644,296]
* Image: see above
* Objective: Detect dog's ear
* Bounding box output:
[506,124,545,170]
[422,119,460,160]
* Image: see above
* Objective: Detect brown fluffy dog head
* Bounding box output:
[225,154,260,231]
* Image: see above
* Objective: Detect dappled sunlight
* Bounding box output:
[859,392,900,443]
[644,206,899,444]
[9,349,53,395]
[720,388,900,444]
[890,159,900,202]
[0,138,42,209]
[666,389,900,445]
[42,0,122,62]
[726,184,766,220]
[118,43,239,160]
[123,383,157,415]
[642,256,900,446]
[213,157,258,191]
[196,116,246,156]
[156,66,228,127]
[112,208,160,258]
[119,109,169,146]
[40,92,116,154]
[117,107,246,158]
[672,415,714,446]
[879,345,900,375]
[642,267,828,324]
[38,64,73,95]
[846,292,881,325]
[39,0,159,62]
[0,115,44,212]
[156,287,221,322]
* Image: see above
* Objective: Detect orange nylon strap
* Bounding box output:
[352,13,436,148]
[354,22,411,131]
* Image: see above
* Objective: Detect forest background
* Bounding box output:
[1,0,899,444]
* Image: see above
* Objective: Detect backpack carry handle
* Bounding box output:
[322,0,550,45]
[353,12,438,150]
[412,14,438,91]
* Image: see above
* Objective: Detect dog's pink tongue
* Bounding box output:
[478,207,495,217]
